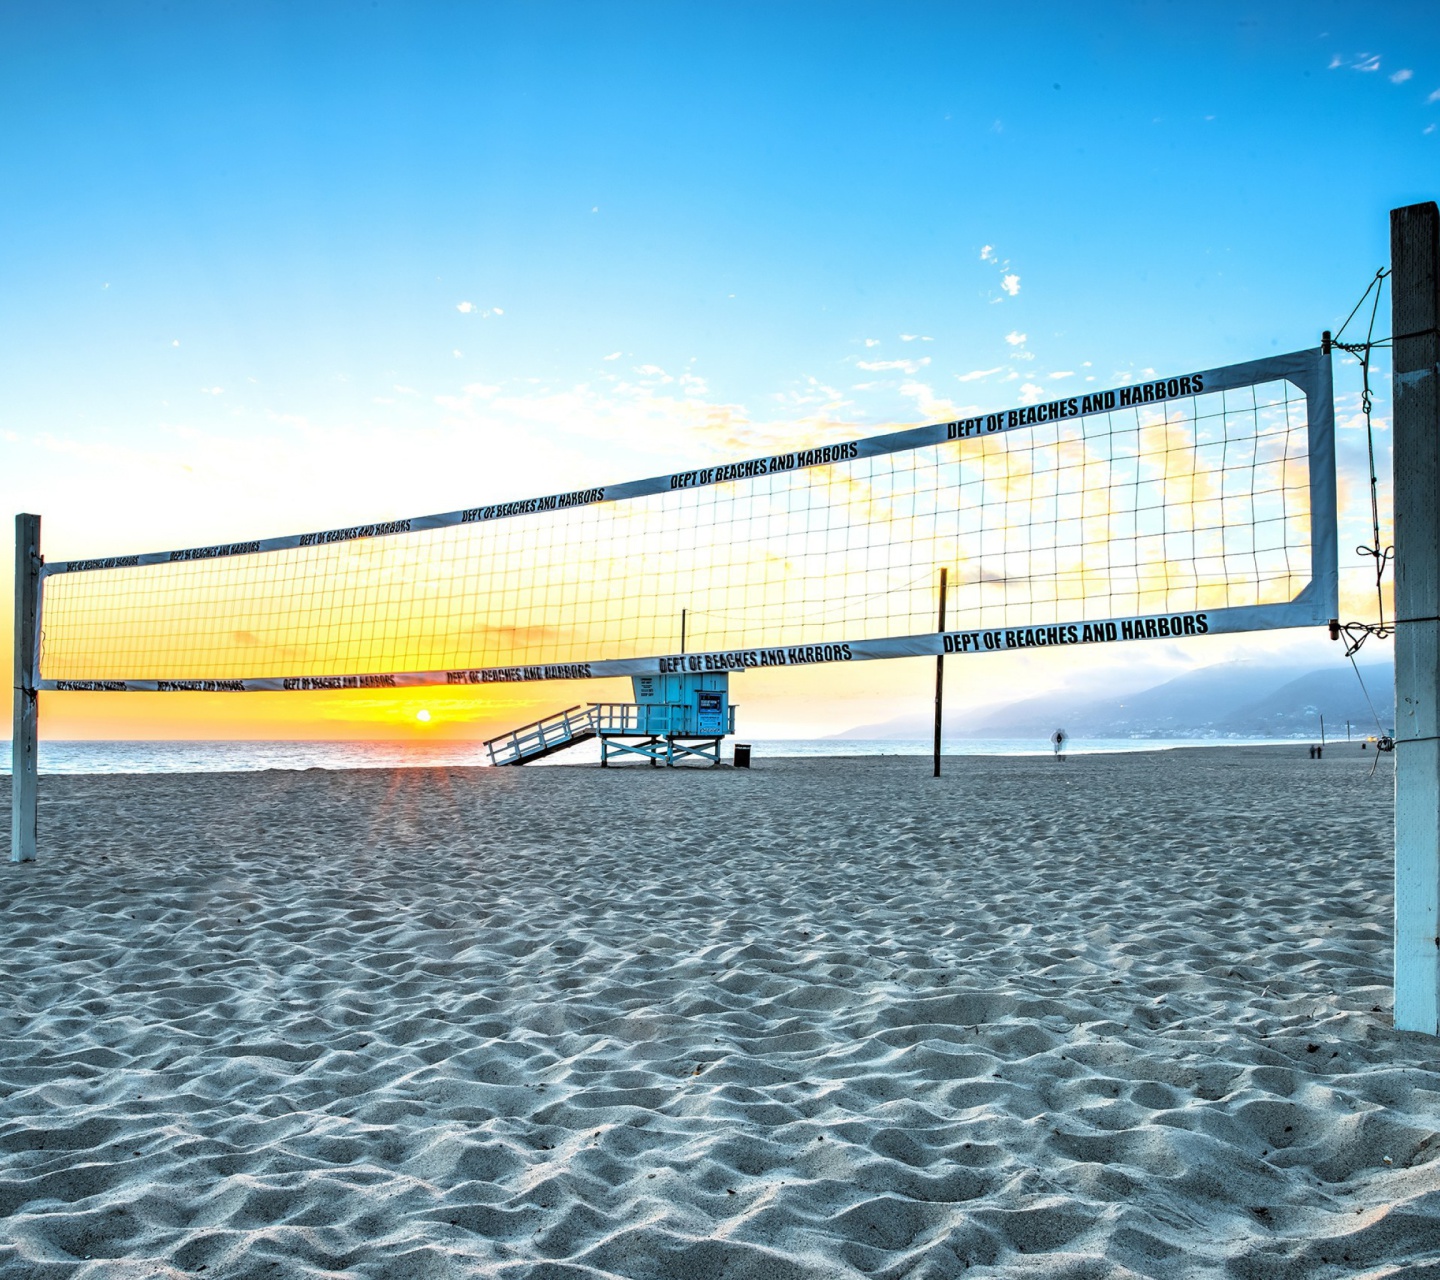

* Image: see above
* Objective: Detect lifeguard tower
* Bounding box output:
[484,671,735,766]
[594,671,734,766]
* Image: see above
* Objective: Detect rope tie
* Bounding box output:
[1324,268,1394,662]
[1319,269,1407,780]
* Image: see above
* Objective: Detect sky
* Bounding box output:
[1,0,1434,742]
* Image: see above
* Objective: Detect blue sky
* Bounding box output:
[1,2,1435,737]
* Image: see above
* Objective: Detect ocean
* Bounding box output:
[1,736,1324,775]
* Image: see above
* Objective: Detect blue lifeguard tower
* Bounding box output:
[594,671,733,766]
[484,671,735,766]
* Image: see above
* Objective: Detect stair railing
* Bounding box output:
[485,705,592,765]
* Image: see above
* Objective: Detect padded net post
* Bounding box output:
[12,513,40,864]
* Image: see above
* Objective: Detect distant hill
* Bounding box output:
[834,660,1393,741]
[1213,665,1393,738]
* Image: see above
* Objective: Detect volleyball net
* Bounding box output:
[31,347,1336,692]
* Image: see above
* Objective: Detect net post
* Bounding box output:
[933,567,947,779]
[1391,200,1440,1035]
[11,513,40,864]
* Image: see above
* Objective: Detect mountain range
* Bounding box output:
[834,659,1394,741]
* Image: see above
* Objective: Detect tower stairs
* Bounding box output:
[485,706,597,766]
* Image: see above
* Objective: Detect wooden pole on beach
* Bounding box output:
[1392,201,1440,1034]
[11,513,40,864]
[933,567,947,779]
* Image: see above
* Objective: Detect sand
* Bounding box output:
[0,746,1435,1279]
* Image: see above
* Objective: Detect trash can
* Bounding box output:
[733,743,752,768]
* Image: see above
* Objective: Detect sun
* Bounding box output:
[416,709,432,723]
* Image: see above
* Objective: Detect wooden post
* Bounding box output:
[11,513,40,864]
[680,608,686,655]
[1392,200,1440,1034]
[933,567,947,779]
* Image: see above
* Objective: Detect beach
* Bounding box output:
[0,746,1434,1278]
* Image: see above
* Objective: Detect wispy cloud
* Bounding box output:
[981,245,1023,301]
[603,351,621,360]
[434,382,500,409]
[456,301,474,313]
[1048,371,1075,380]
[1331,51,1393,73]
[864,338,880,347]
[1429,88,1440,103]
[1016,382,1045,405]
[776,375,847,409]
[899,334,933,342]
[856,357,931,374]
[1391,68,1413,84]
[898,381,962,420]
[956,367,1003,382]
[200,386,223,395]
[37,369,913,571]
[1005,331,1027,346]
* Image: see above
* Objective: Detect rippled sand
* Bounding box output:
[1,747,1434,1278]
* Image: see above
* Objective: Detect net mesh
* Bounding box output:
[39,378,1312,682]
